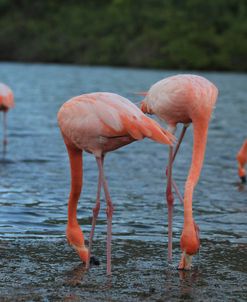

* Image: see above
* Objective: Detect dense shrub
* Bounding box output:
[0,0,246,71]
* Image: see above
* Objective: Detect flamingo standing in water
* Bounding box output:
[57,92,175,275]
[140,74,218,269]
[0,83,14,151]
[236,139,247,183]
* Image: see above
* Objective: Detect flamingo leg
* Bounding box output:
[172,181,183,204]
[3,111,7,155]
[166,125,188,261]
[172,125,188,163]
[98,157,114,276]
[166,145,174,262]
[86,155,104,269]
[170,125,188,204]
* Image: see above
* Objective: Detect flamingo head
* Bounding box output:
[66,224,89,263]
[178,221,200,270]
[140,100,154,115]
[238,166,246,184]
[137,92,153,115]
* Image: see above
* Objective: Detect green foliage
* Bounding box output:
[0,0,247,70]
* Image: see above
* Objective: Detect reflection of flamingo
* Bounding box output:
[141,74,218,269]
[57,92,175,275]
[0,83,15,150]
[237,139,247,183]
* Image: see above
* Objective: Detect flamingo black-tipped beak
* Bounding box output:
[240,175,246,184]
[90,255,100,266]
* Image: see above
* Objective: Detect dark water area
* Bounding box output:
[0,62,246,301]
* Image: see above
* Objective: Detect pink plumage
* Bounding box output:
[0,83,14,110]
[0,83,15,150]
[57,92,175,275]
[236,139,247,183]
[58,92,175,155]
[142,74,217,128]
[141,74,218,270]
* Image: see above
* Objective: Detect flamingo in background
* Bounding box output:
[141,74,218,269]
[236,139,247,183]
[0,83,14,152]
[57,92,175,275]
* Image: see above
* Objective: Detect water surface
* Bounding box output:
[0,63,246,301]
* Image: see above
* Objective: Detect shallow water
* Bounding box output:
[0,62,246,301]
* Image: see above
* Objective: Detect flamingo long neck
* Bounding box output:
[241,140,247,160]
[67,146,83,227]
[184,119,209,225]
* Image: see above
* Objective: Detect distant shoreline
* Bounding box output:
[1,1,247,72]
[1,60,246,74]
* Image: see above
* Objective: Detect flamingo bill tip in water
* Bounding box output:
[179,221,200,269]
[178,252,193,270]
[76,246,89,263]
[66,224,89,263]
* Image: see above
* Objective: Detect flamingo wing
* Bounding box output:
[57,92,175,148]
[93,92,175,145]
[0,83,14,109]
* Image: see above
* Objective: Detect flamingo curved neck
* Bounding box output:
[184,119,209,224]
[66,145,83,227]
[68,198,79,226]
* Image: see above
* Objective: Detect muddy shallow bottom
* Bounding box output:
[0,238,246,301]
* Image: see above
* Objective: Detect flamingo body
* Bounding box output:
[58,92,174,274]
[141,75,217,127]
[58,92,174,155]
[236,139,247,183]
[0,83,14,110]
[0,83,15,149]
[141,74,218,269]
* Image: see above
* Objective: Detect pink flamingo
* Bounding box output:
[140,74,218,269]
[0,83,15,150]
[57,92,175,275]
[236,139,247,183]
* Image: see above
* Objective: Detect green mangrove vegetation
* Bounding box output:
[0,0,247,71]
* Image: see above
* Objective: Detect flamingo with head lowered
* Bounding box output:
[236,139,247,184]
[140,74,218,270]
[0,83,14,151]
[57,92,175,275]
